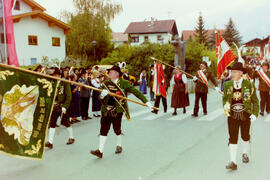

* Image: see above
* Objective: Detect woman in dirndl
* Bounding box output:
[171,66,189,115]
[139,69,147,94]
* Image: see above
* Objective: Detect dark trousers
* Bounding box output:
[50,109,71,128]
[228,117,251,144]
[154,95,167,113]
[100,113,123,136]
[80,97,90,118]
[150,87,155,101]
[259,91,270,113]
[193,92,207,115]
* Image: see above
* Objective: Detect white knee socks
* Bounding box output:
[67,127,74,139]
[117,135,122,147]
[229,144,238,163]
[48,128,55,144]
[99,136,107,153]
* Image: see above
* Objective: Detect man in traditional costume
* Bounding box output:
[192,61,219,117]
[45,68,75,149]
[253,62,270,116]
[223,62,259,170]
[90,66,153,158]
[152,63,167,114]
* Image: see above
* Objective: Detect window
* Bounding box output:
[144,36,149,42]
[52,37,61,47]
[14,1,20,10]
[30,58,37,65]
[28,36,38,45]
[157,35,163,41]
[1,33,5,44]
[130,36,139,43]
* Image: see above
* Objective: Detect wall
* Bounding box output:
[13,16,66,66]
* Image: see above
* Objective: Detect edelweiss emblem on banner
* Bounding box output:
[0,85,39,146]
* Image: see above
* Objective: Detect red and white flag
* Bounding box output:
[3,0,19,66]
[152,62,166,97]
[216,31,237,80]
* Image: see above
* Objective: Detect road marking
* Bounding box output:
[264,115,270,122]
[167,110,193,121]
[140,109,174,120]
[197,108,224,121]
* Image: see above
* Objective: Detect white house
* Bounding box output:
[0,0,70,66]
[111,32,128,47]
[124,19,179,46]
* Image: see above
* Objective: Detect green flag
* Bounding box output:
[0,66,58,160]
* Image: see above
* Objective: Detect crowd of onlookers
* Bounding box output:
[34,65,107,124]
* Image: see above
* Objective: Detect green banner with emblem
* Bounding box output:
[0,66,58,160]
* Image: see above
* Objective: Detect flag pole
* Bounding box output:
[0,63,160,111]
[150,57,223,95]
[1,0,8,64]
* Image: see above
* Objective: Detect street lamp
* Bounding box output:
[92,40,97,61]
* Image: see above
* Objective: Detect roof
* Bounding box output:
[124,19,178,35]
[244,36,270,47]
[22,0,46,11]
[12,11,71,34]
[112,32,128,42]
[181,29,225,41]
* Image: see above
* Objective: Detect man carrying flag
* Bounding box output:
[192,61,219,117]
[152,62,167,114]
[253,62,270,116]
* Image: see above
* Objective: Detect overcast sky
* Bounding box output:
[36,0,270,42]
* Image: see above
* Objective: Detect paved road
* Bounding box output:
[1,89,270,180]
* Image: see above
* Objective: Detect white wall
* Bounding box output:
[12,0,33,15]
[130,33,172,46]
[13,16,66,66]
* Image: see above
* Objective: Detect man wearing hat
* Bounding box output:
[90,65,153,158]
[45,68,75,149]
[223,62,259,170]
[192,61,219,117]
[253,62,270,116]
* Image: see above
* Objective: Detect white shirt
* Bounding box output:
[91,78,100,88]
[172,73,187,85]
[234,78,243,89]
[113,78,119,84]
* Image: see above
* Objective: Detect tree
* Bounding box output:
[185,37,217,75]
[62,0,122,66]
[194,12,208,46]
[207,29,216,50]
[100,43,175,82]
[223,17,242,46]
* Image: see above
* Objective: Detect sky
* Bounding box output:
[35,0,270,42]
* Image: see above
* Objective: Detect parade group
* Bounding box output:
[31,51,270,171]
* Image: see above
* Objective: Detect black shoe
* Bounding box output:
[204,112,207,115]
[86,116,92,120]
[90,149,103,158]
[66,138,75,145]
[260,112,264,116]
[93,114,101,117]
[115,146,123,154]
[192,114,198,117]
[242,154,249,163]
[151,110,158,114]
[183,109,186,114]
[45,142,53,149]
[226,162,237,170]
[172,112,177,116]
